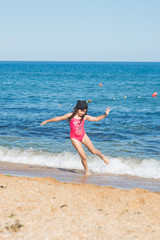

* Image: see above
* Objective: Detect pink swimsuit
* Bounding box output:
[70,117,85,141]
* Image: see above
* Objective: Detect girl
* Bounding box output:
[41,100,111,175]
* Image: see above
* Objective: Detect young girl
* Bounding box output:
[41,100,111,175]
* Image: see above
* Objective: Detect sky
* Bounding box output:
[0,0,160,61]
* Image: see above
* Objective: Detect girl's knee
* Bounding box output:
[81,153,87,161]
[91,149,97,155]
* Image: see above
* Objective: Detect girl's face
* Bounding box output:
[77,109,87,117]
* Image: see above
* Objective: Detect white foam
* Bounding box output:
[0,146,160,179]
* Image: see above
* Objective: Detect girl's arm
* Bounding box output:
[40,113,72,126]
[85,107,111,122]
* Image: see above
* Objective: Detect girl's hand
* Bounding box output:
[40,120,47,126]
[105,107,111,116]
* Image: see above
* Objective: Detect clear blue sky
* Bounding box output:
[0,0,160,61]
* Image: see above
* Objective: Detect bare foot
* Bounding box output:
[102,156,109,165]
[84,170,91,176]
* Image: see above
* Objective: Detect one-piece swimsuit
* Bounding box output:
[70,117,85,142]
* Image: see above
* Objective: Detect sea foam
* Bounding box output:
[0,146,160,179]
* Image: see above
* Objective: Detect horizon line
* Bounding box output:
[0,60,160,63]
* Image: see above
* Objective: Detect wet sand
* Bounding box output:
[0,162,160,239]
[0,161,160,192]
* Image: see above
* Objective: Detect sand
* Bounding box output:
[0,173,160,240]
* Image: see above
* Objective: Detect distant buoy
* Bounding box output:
[88,99,92,103]
[99,83,103,87]
[137,96,141,98]
[124,96,127,99]
[113,98,116,100]
[152,92,157,97]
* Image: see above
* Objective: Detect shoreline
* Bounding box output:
[0,161,160,192]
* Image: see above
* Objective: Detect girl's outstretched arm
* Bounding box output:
[40,113,72,126]
[85,107,111,122]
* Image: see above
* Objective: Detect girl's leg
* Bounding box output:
[82,134,109,165]
[70,138,90,175]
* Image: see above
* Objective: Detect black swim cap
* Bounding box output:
[75,100,88,110]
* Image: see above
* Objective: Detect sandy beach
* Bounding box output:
[0,172,160,240]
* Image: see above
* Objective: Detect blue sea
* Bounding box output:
[0,61,160,179]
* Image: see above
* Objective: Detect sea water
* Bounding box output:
[0,61,160,179]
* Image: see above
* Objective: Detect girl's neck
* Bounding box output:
[74,114,82,119]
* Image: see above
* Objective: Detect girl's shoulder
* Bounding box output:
[84,115,89,120]
[84,115,98,121]
[59,112,72,121]
[67,112,72,117]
